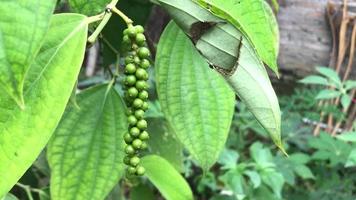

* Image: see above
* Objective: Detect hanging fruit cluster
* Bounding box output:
[122,25,150,176]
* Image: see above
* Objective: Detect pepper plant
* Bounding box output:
[0,0,285,199]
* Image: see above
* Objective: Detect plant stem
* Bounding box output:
[87,0,120,43]
[16,183,34,200]
[111,7,133,26]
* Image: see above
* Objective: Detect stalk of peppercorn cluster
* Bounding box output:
[121,25,150,176]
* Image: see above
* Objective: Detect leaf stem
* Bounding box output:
[87,0,120,43]
[111,7,133,26]
[15,183,34,200]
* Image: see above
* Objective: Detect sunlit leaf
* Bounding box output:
[0,14,88,197]
[0,0,56,106]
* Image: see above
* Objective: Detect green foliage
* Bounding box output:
[141,155,194,200]
[0,0,56,106]
[47,84,127,200]
[0,14,88,197]
[299,66,356,109]
[193,0,279,74]
[68,0,110,16]
[156,21,235,170]
[157,0,284,153]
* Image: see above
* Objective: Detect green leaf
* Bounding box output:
[244,170,261,189]
[345,80,356,91]
[299,75,330,86]
[219,169,245,199]
[141,155,194,200]
[69,0,110,16]
[294,165,315,179]
[315,89,341,100]
[289,153,311,164]
[341,94,352,109]
[0,14,88,197]
[193,0,280,74]
[261,171,284,198]
[0,0,56,107]
[316,66,341,87]
[155,22,235,170]
[47,84,127,200]
[147,118,184,172]
[1,193,18,200]
[218,148,239,170]
[336,132,356,143]
[158,0,284,152]
[345,149,356,168]
[130,184,156,200]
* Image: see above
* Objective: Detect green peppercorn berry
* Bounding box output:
[122,35,131,45]
[125,75,136,86]
[138,47,150,59]
[125,63,136,74]
[130,156,140,166]
[139,131,149,140]
[132,139,143,149]
[134,109,145,119]
[140,59,150,69]
[136,80,148,91]
[136,166,145,176]
[141,142,148,150]
[138,91,148,100]
[137,119,147,130]
[130,127,140,137]
[125,145,135,155]
[135,68,148,80]
[128,87,138,98]
[135,25,144,34]
[125,56,134,65]
[127,115,137,126]
[135,33,146,46]
[127,166,136,174]
[127,26,137,38]
[133,98,143,109]
[134,56,141,65]
[123,156,131,165]
[124,133,133,143]
[123,28,129,35]
[142,101,149,111]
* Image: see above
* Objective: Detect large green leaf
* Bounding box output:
[0,14,88,197]
[155,22,235,170]
[141,155,193,200]
[147,118,184,172]
[69,0,110,16]
[0,0,56,107]
[158,0,284,153]
[48,84,127,200]
[193,0,279,74]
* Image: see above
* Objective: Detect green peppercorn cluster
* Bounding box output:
[122,25,150,176]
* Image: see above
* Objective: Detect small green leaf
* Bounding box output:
[299,75,330,86]
[316,66,341,87]
[69,0,110,16]
[141,155,194,200]
[244,170,261,189]
[315,89,341,100]
[345,80,356,91]
[218,148,239,170]
[193,0,280,74]
[0,0,56,107]
[156,22,235,170]
[336,132,356,142]
[345,149,356,168]
[289,153,311,164]
[0,14,88,197]
[261,171,284,198]
[294,165,315,179]
[341,94,352,109]
[48,84,127,200]
[219,170,245,199]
